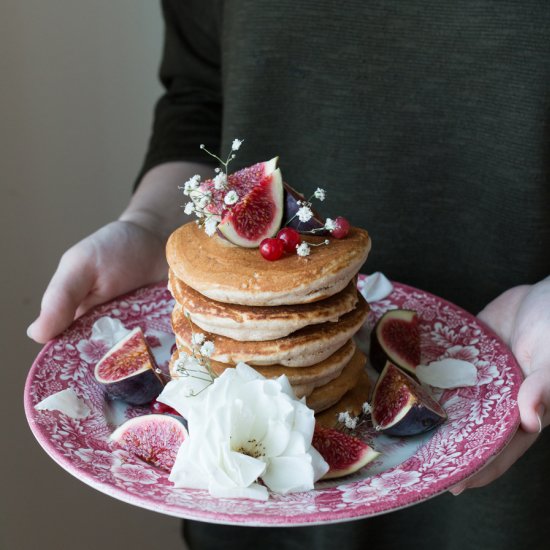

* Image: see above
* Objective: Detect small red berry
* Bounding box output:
[277,227,302,253]
[260,237,285,261]
[330,216,350,239]
[150,400,181,416]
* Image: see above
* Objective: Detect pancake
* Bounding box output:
[315,371,371,429]
[166,222,371,306]
[169,270,359,341]
[305,348,366,413]
[172,293,369,367]
[171,339,356,391]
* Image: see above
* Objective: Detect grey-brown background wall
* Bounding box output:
[1,2,184,548]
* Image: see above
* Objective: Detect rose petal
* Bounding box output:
[262,455,316,494]
[361,272,393,302]
[34,388,91,419]
[416,358,477,388]
[90,317,131,347]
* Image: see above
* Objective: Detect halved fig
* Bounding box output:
[110,414,187,471]
[94,327,164,405]
[283,182,327,233]
[312,425,380,479]
[371,361,447,436]
[370,309,421,376]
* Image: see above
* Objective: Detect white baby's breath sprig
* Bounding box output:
[313,188,326,201]
[182,139,245,238]
[297,205,313,223]
[324,218,336,231]
[337,401,373,433]
[296,242,311,257]
[224,190,239,205]
[232,138,243,151]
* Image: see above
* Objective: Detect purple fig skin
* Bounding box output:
[94,327,164,405]
[283,182,328,234]
[379,399,447,437]
[369,309,421,377]
[372,361,447,437]
[101,370,164,406]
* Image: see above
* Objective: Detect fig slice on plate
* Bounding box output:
[110,414,187,472]
[370,309,421,376]
[371,361,447,436]
[312,425,380,479]
[94,326,164,405]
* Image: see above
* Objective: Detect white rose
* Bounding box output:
[158,363,328,500]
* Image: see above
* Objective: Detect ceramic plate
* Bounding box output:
[24,276,522,526]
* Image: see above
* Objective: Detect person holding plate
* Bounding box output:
[28,1,550,549]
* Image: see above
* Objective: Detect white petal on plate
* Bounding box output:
[34,388,91,419]
[90,317,132,347]
[209,481,269,501]
[416,358,478,388]
[361,272,393,302]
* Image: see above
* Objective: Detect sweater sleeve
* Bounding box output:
[134,0,222,188]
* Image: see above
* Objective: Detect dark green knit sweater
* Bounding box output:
[139,5,549,547]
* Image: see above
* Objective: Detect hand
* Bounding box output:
[27,220,168,343]
[449,278,550,494]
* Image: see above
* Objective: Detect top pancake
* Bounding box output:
[166,222,371,306]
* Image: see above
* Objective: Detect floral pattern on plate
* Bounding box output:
[24,277,521,525]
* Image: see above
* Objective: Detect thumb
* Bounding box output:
[516,368,550,433]
[27,254,95,343]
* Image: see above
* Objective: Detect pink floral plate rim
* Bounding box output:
[24,277,522,526]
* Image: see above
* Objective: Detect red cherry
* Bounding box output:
[330,216,350,239]
[277,227,302,253]
[259,237,284,261]
[150,400,181,416]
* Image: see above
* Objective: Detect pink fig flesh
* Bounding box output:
[312,425,380,479]
[371,361,447,436]
[370,309,421,376]
[94,327,164,405]
[110,414,187,471]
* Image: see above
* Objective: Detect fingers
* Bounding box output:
[449,428,539,495]
[449,367,549,495]
[27,251,95,343]
[516,368,550,433]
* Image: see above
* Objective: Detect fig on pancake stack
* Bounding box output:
[170,144,373,425]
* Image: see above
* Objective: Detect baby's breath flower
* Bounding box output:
[192,333,206,346]
[338,411,351,424]
[214,167,221,173]
[297,205,313,223]
[296,242,311,257]
[224,190,239,205]
[184,202,195,215]
[200,341,215,357]
[183,175,201,195]
[362,401,372,414]
[314,188,326,201]
[213,173,228,190]
[324,218,336,231]
[204,217,218,236]
[344,416,358,430]
[231,138,243,151]
[196,191,212,209]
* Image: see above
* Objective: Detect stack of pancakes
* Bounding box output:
[165,222,372,427]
